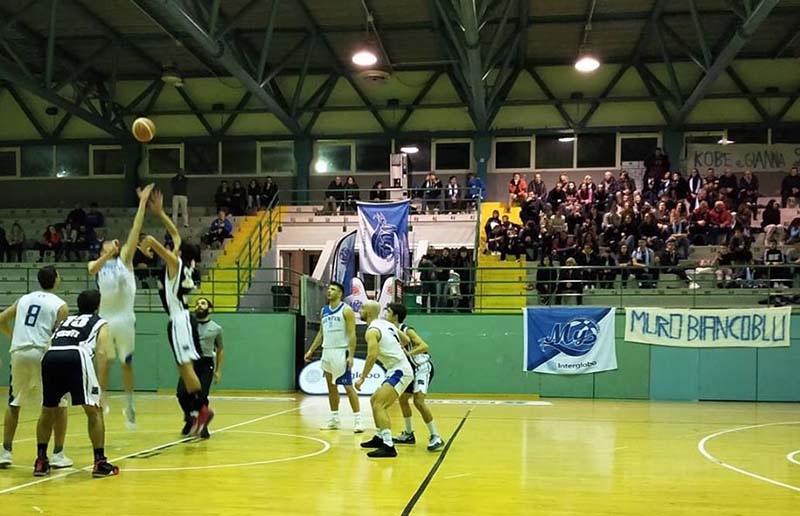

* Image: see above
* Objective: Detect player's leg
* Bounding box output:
[343,385,363,433]
[83,406,118,477]
[394,388,417,444]
[196,358,215,438]
[321,372,341,430]
[1,352,32,465]
[176,376,192,435]
[362,384,400,458]
[33,407,57,476]
[170,317,213,436]
[412,363,444,451]
[113,320,137,429]
[319,348,343,430]
[1,406,20,466]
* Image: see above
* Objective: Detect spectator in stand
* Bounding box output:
[549,206,567,234]
[669,203,690,258]
[728,226,753,262]
[577,182,593,206]
[618,170,636,197]
[659,239,692,287]
[575,243,599,289]
[344,176,360,213]
[229,180,246,216]
[536,255,558,305]
[519,221,539,262]
[718,168,738,207]
[690,201,710,244]
[61,223,79,261]
[670,172,688,201]
[594,183,612,212]
[617,243,632,286]
[507,172,527,211]
[707,200,733,244]
[705,167,718,185]
[598,247,617,288]
[519,192,543,227]
[203,210,233,248]
[370,181,388,201]
[558,257,583,305]
[484,209,501,250]
[434,248,453,311]
[763,239,790,287]
[738,169,759,216]
[38,225,62,262]
[687,168,703,201]
[325,176,345,214]
[552,231,574,263]
[786,217,800,244]
[631,238,657,288]
[711,244,734,286]
[761,199,784,244]
[735,202,754,236]
[421,173,443,213]
[261,176,278,209]
[247,179,261,213]
[500,220,522,262]
[171,169,190,227]
[85,203,105,229]
[0,223,7,262]
[781,166,800,207]
[452,247,473,311]
[7,222,25,262]
[215,180,231,213]
[548,182,567,212]
[601,171,618,197]
[564,181,578,204]
[620,212,639,249]
[644,147,670,181]
[527,173,547,200]
[466,173,486,209]
[445,176,461,213]
[639,212,663,250]
[75,225,93,261]
[418,251,436,313]
[66,203,87,228]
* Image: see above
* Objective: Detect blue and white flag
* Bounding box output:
[357,200,410,280]
[330,230,356,296]
[523,307,617,374]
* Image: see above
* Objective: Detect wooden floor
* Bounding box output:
[0,391,798,515]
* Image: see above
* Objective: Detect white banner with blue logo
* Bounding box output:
[523,307,618,374]
[330,230,356,296]
[357,200,410,280]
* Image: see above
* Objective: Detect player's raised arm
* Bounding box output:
[0,301,18,339]
[141,234,179,278]
[343,305,356,369]
[87,240,119,277]
[94,324,110,392]
[120,183,155,267]
[355,328,380,391]
[405,327,429,356]
[149,189,182,252]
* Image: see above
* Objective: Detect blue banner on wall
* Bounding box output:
[357,200,410,280]
[523,307,618,374]
[331,230,356,296]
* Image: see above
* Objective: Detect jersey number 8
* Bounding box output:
[24,304,41,327]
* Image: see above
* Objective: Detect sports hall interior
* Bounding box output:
[0,1,799,514]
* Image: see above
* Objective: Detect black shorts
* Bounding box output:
[41,349,101,408]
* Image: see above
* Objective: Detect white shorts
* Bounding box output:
[383,364,414,396]
[320,348,352,385]
[168,311,201,365]
[406,361,434,395]
[9,348,67,408]
[104,317,136,363]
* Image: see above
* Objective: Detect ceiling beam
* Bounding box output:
[5,83,49,139]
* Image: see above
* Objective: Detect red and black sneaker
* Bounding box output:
[191,406,214,437]
[92,458,120,478]
[33,457,50,477]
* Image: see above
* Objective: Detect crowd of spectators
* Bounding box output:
[214,177,278,216]
[417,246,474,312]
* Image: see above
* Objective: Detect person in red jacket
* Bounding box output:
[38,225,62,262]
[707,200,733,245]
[507,172,527,212]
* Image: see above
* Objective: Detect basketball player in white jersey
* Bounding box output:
[356,301,414,458]
[385,303,444,451]
[0,266,71,468]
[34,289,118,478]
[87,182,155,429]
[304,282,363,433]
[140,189,213,436]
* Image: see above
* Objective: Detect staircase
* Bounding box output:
[475,202,527,313]
[193,209,280,312]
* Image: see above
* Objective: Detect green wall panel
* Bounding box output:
[698,349,757,401]
[756,321,800,401]
[539,374,595,398]
[649,346,700,401]
[594,318,650,399]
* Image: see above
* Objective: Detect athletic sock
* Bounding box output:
[37,444,47,459]
[331,410,339,419]
[3,443,12,452]
[426,420,438,438]
[380,429,393,447]
[93,448,104,461]
[404,417,414,433]
[53,445,63,455]
[353,411,361,420]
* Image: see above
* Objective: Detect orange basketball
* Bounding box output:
[132,117,156,143]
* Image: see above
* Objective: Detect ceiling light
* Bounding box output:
[558,136,576,143]
[352,48,378,67]
[575,54,600,73]
[314,160,329,173]
[400,146,419,154]
[718,138,734,145]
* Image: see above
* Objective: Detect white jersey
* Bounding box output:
[164,257,195,319]
[97,257,136,319]
[367,319,410,371]
[400,323,431,368]
[10,291,66,352]
[321,303,348,349]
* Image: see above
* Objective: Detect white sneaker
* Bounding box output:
[354,419,365,434]
[123,407,137,430]
[0,448,11,467]
[50,451,74,469]
[320,417,340,430]
[427,435,445,452]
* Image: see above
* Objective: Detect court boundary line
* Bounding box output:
[0,406,300,495]
[400,409,471,516]
[787,450,800,466]
[697,420,800,493]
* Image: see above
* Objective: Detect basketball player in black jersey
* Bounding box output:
[34,290,119,477]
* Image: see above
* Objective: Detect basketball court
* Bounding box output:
[1,392,797,515]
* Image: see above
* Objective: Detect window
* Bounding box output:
[90,145,125,176]
[434,141,470,170]
[21,145,55,177]
[397,139,431,172]
[535,135,573,169]
[356,139,391,172]
[685,131,724,145]
[314,141,353,173]
[577,133,616,168]
[54,144,89,177]
[147,144,183,175]
[0,148,19,177]
[620,137,659,162]
[771,127,800,144]
[495,140,532,170]
[222,141,256,175]
[727,128,767,144]
[257,142,294,175]
[185,141,220,174]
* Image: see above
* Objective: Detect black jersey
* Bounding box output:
[50,314,107,358]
